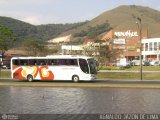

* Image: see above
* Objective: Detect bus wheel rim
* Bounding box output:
[73,76,79,82]
[28,75,33,82]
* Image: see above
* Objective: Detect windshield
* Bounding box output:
[79,59,89,74]
[87,58,97,74]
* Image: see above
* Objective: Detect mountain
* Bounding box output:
[1,5,160,47]
[0,16,88,46]
[61,5,160,38]
[91,5,160,37]
[0,16,37,45]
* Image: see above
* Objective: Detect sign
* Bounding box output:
[113,45,125,49]
[114,30,139,38]
[127,46,136,50]
[113,39,126,44]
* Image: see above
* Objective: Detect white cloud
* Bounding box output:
[22,16,41,25]
[21,15,61,25]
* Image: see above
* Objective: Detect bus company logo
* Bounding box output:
[13,66,54,80]
[2,114,8,120]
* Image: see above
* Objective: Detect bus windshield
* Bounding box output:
[87,58,97,74]
[79,58,97,74]
[79,59,89,74]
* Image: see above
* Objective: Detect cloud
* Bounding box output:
[22,16,41,25]
[21,15,62,25]
[0,10,39,24]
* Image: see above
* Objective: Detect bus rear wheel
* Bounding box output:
[72,75,79,82]
[27,75,33,82]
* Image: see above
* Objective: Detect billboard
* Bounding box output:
[113,39,126,44]
[114,30,139,38]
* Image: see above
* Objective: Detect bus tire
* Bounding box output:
[27,75,33,82]
[72,75,79,82]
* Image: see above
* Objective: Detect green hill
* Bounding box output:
[62,5,160,38]
[0,16,87,46]
[0,17,37,42]
[1,5,160,47]
[91,5,160,37]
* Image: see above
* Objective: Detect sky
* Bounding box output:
[0,0,160,25]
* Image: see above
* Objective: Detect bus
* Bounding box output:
[11,55,97,82]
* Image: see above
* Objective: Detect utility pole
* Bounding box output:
[136,17,142,80]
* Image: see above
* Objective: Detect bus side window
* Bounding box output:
[28,59,36,66]
[48,59,57,65]
[53,59,58,65]
[57,59,63,65]
[19,59,28,66]
[48,59,52,65]
[65,59,77,66]
[13,60,19,66]
[70,59,78,66]
[37,59,46,66]
[65,59,70,65]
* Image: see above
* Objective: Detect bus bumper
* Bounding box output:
[82,74,96,81]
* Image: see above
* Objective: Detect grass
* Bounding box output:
[100,66,160,71]
[98,66,160,80]
[97,72,160,80]
[126,66,160,71]
[0,70,10,78]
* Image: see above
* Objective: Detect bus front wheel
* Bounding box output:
[72,75,79,82]
[27,75,33,82]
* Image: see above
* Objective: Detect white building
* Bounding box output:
[142,38,160,61]
[61,45,83,55]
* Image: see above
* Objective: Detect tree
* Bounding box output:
[22,39,40,56]
[0,24,16,60]
[73,21,112,39]
[22,39,57,56]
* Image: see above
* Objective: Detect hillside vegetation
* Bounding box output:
[0,16,88,46]
[62,5,160,38]
[1,5,160,48]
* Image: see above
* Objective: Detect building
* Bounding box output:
[61,45,83,55]
[58,29,160,62]
[142,38,160,61]
[102,29,148,61]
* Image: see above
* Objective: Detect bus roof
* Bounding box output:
[11,55,94,60]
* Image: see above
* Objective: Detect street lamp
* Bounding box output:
[136,17,142,80]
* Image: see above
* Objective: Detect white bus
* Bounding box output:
[11,55,97,82]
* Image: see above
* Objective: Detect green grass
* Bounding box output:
[97,72,160,80]
[127,66,160,71]
[98,66,160,80]
[101,66,160,71]
[0,70,10,78]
